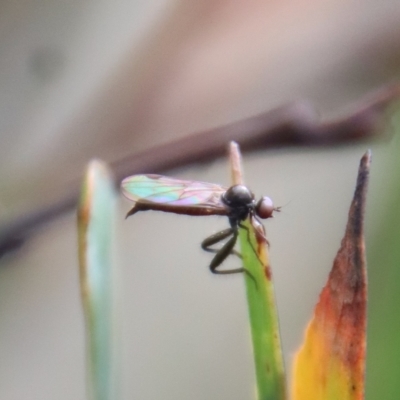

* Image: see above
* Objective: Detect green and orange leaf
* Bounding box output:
[292,151,370,400]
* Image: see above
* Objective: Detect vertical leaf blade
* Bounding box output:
[292,151,370,400]
[239,221,286,400]
[229,142,286,400]
[78,160,117,400]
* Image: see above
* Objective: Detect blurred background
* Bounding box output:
[1,0,400,399]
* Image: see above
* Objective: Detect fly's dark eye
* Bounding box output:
[255,196,275,219]
[223,185,254,207]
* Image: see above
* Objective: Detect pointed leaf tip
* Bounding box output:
[292,152,370,400]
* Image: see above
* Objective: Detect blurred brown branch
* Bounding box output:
[0,84,399,258]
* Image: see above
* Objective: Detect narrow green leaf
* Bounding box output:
[239,221,286,400]
[229,142,286,400]
[77,160,117,400]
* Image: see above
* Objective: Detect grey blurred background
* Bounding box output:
[1,1,400,399]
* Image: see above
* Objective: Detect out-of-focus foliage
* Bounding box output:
[366,107,400,400]
[78,160,117,400]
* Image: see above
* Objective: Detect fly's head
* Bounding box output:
[255,196,277,219]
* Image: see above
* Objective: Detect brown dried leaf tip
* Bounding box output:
[292,151,371,400]
[329,150,370,373]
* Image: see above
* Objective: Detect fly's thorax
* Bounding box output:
[222,185,255,223]
[222,185,255,208]
[226,206,252,224]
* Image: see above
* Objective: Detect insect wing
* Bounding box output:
[121,174,227,209]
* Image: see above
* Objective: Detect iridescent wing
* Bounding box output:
[121,174,228,217]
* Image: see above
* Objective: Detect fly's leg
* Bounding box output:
[205,229,257,287]
[238,222,265,267]
[208,230,240,274]
[201,228,241,258]
[251,215,270,246]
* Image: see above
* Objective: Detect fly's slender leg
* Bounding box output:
[208,230,241,274]
[238,222,265,267]
[206,228,257,287]
[251,215,269,246]
[201,228,242,258]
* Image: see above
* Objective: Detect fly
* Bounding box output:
[121,174,278,278]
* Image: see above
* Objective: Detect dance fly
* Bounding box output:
[121,174,278,276]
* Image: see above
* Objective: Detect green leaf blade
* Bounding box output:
[239,221,286,400]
